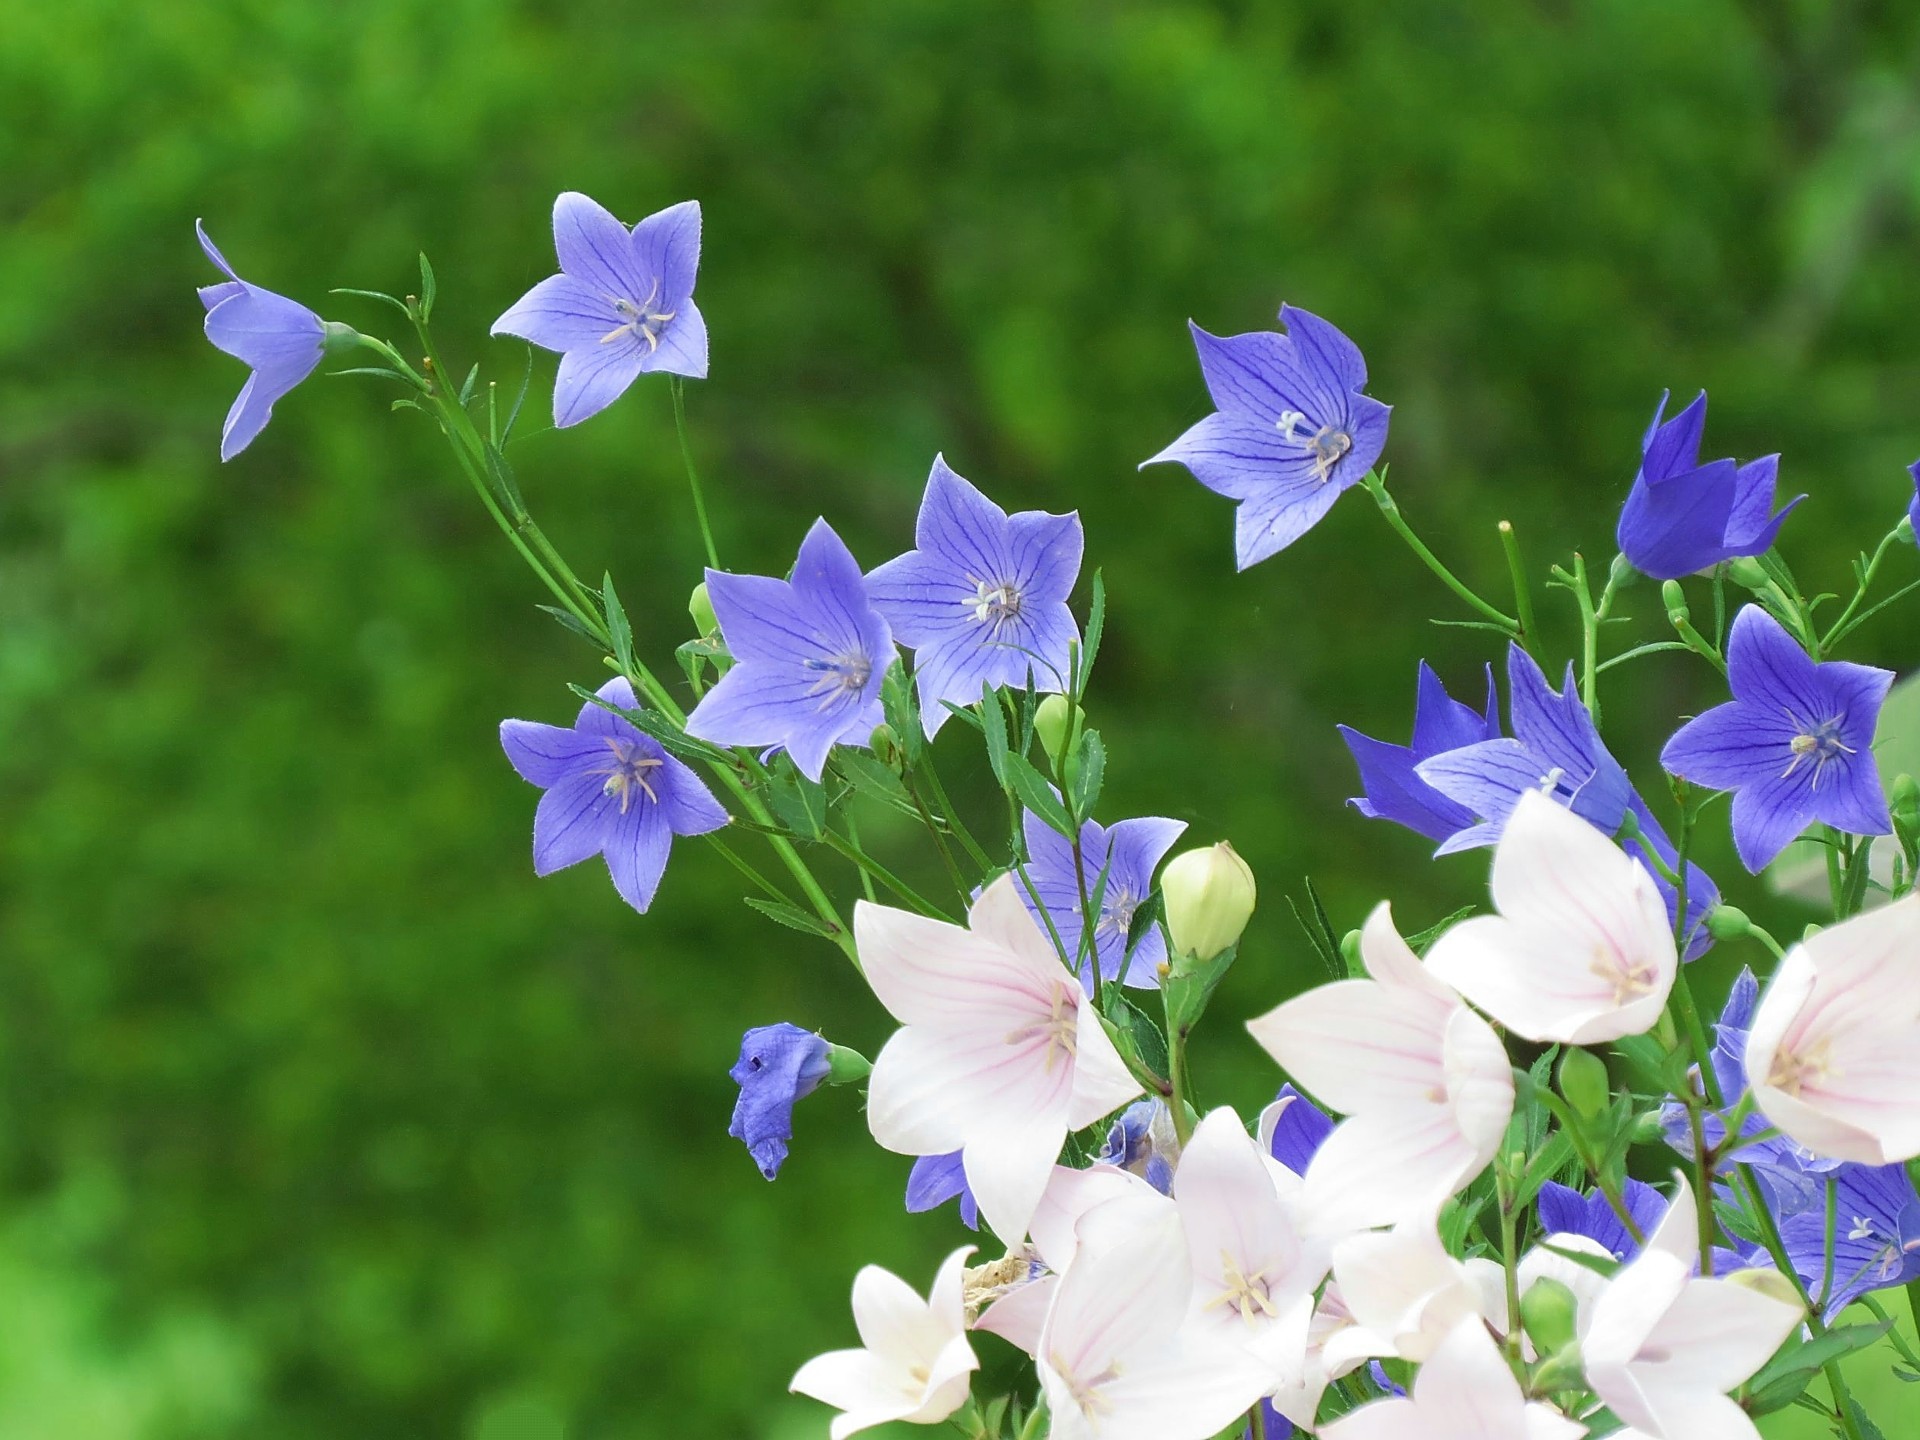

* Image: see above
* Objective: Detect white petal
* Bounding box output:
[1030,1164,1164,1272]
[1442,1004,1517,1158]
[973,1273,1054,1355]
[866,1023,1068,1156]
[854,892,1058,1029]
[1247,979,1451,1115]
[1635,1275,1800,1395]
[1318,1396,1422,1440]
[1040,1195,1192,1381]
[1300,1109,1486,1233]
[964,1110,1069,1243]
[790,1348,914,1436]
[1066,995,1145,1128]
[1073,1325,1273,1440]
[1357,901,1459,999]
[970,872,1076,973]
[851,1263,940,1362]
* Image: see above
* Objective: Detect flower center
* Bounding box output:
[1049,1352,1121,1420]
[1207,1252,1280,1326]
[1768,1037,1835,1097]
[968,577,1023,626]
[1094,888,1137,941]
[591,738,664,812]
[963,1249,1047,1318]
[1276,410,1355,482]
[803,651,873,710]
[1590,943,1662,1006]
[1006,985,1078,1073]
[600,279,676,352]
[1782,713,1853,789]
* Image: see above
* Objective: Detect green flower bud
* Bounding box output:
[869,723,903,773]
[1034,694,1081,768]
[1519,1277,1580,1361]
[1338,928,1364,977]
[1706,904,1752,941]
[1726,555,1770,591]
[1661,579,1689,626]
[1630,1109,1667,1144]
[824,1043,872,1086]
[689,582,718,635]
[321,320,362,355]
[1558,1047,1610,1120]
[1892,774,1920,839]
[1161,842,1256,961]
[1900,514,1917,546]
[1608,552,1639,589]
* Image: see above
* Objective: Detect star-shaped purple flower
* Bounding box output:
[1339,662,1499,843]
[684,520,894,782]
[1536,1179,1669,1262]
[499,676,729,912]
[727,1022,832,1180]
[865,457,1083,737]
[1616,391,1802,581]
[1779,1160,1920,1317]
[1016,808,1187,990]
[491,192,708,428]
[1142,305,1390,570]
[1662,605,1893,872]
[197,220,344,461]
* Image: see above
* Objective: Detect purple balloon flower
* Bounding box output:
[684,520,894,782]
[196,220,343,461]
[499,676,728,912]
[1339,663,1499,843]
[1016,808,1186,990]
[727,1023,833,1180]
[866,457,1083,737]
[1142,305,1390,570]
[1616,391,1802,581]
[1778,1160,1920,1317]
[904,1151,979,1230]
[1536,1179,1669,1262]
[491,192,708,428]
[1661,605,1893,872]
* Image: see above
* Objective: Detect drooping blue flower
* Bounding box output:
[685,520,895,782]
[865,457,1082,737]
[1142,305,1390,570]
[1017,809,1187,990]
[1263,1083,1334,1178]
[904,1151,979,1230]
[727,1022,832,1180]
[499,676,728,912]
[196,220,345,461]
[1095,1099,1177,1193]
[1339,663,1499,843]
[1616,391,1802,580]
[1536,1179,1669,1261]
[492,193,708,428]
[1661,605,1893,873]
[1777,1161,1920,1317]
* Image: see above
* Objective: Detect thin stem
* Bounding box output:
[668,376,720,569]
[1498,520,1538,648]
[843,815,878,904]
[818,828,948,918]
[1494,1160,1526,1368]
[1821,527,1906,651]
[905,772,969,905]
[705,834,792,903]
[917,749,994,871]
[1363,472,1519,633]
[1827,575,1920,649]
[1821,1174,1839,1313]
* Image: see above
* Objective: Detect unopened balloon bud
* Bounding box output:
[1661,579,1689,626]
[1558,1047,1610,1120]
[869,723,903,772]
[322,320,362,355]
[689,581,718,635]
[1892,774,1920,839]
[1161,843,1256,961]
[1520,1278,1581,1361]
[1726,555,1770,591]
[1034,694,1081,768]
[1706,904,1752,941]
[824,1043,872,1086]
[1630,1109,1668,1145]
[1727,1266,1804,1311]
[1338,928,1363,976]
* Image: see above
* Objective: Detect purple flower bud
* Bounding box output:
[727,1023,832,1181]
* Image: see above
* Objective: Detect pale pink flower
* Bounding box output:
[1584,1176,1801,1440]
[1247,903,1513,1232]
[1267,1283,1367,1432]
[861,875,1143,1240]
[1744,894,1920,1165]
[1319,1319,1585,1440]
[1424,791,1676,1044]
[1322,1211,1507,1369]
[790,1246,979,1439]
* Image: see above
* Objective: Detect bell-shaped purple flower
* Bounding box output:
[1661,605,1893,872]
[727,1022,832,1180]
[499,676,728,912]
[904,1150,979,1229]
[685,520,895,782]
[1536,1179,1669,1262]
[197,221,342,461]
[1142,305,1390,570]
[1016,809,1186,990]
[492,192,708,428]
[866,457,1083,737]
[1339,663,1498,843]
[1616,391,1802,580]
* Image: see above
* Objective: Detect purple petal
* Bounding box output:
[913,457,1013,584]
[630,200,702,311]
[1106,816,1187,894]
[602,793,673,912]
[1726,454,1801,553]
[639,296,708,379]
[199,281,244,313]
[905,1151,979,1229]
[1617,458,1741,579]
[1341,727,1479,843]
[791,520,891,679]
[1232,470,1347,570]
[574,677,644,739]
[703,570,819,666]
[1142,412,1311,502]
[500,719,610,787]
[1641,390,1707,480]
[1266,1083,1334,1177]
[204,287,325,372]
[195,219,241,284]
[1814,756,1893,839]
[1004,508,1084,606]
[657,752,731,836]
[1410,661,1500,756]
[490,273,623,352]
[1660,701,1794,790]
[1278,303,1368,395]
[1415,736,1550,849]
[729,1022,831,1180]
[1728,767,1818,873]
[1506,648,1630,831]
[532,772,617,875]
[218,367,315,462]
[1725,606,1823,716]
[552,191,646,300]
[552,341,646,427]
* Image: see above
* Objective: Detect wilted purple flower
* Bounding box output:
[866,457,1082,736]
[685,520,894,782]
[499,676,728,912]
[197,220,346,461]
[1261,1083,1333,1178]
[727,1023,832,1180]
[1095,1098,1178,1193]
[1536,1179,1669,1262]
[1616,391,1801,580]
[904,1151,979,1230]
[1662,605,1893,872]
[1017,809,1187,989]
[1142,305,1390,570]
[491,193,708,428]
[1778,1161,1920,1316]
[1339,663,1498,843]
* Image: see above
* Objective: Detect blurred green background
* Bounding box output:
[5,0,1920,1435]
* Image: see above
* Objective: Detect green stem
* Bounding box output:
[917,749,994,871]
[669,376,720,569]
[1363,472,1519,633]
[1821,528,1905,651]
[1495,1161,1526,1366]
[818,827,948,918]
[1498,519,1538,647]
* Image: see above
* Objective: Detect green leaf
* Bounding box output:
[457,362,481,407]
[1104,993,1169,1084]
[742,896,836,938]
[834,752,918,815]
[1512,1129,1576,1209]
[1846,1400,1889,1440]
[880,662,924,763]
[981,687,1012,788]
[603,573,635,676]
[1077,569,1106,696]
[565,685,728,765]
[765,767,828,840]
[1744,1322,1892,1415]
[1288,878,1344,980]
[417,252,437,320]
[1069,728,1105,819]
[326,366,410,381]
[540,605,604,644]
[328,286,411,316]
[1006,754,1074,838]
[1406,904,1476,952]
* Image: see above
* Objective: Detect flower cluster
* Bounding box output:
[200,190,1920,1440]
